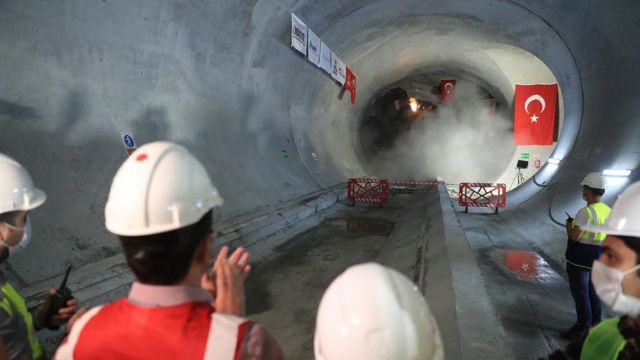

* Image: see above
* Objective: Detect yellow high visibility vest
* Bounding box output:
[581,317,625,360]
[577,202,612,245]
[0,282,43,360]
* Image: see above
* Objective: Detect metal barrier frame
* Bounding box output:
[458,183,507,214]
[388,180,439,192]
[347,178,390,206]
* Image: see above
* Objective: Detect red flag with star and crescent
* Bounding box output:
[345,67,356,105]
[440,79,456,102]
[514,84,557,145]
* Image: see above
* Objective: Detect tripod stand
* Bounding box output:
[510,168,526,190]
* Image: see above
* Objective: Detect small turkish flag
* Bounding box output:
[440,79,456,101]
[345,67,356,105]
[514,84,557,145]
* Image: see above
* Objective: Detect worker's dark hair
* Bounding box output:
[118,209,213,285]
[0,211,19,225]
[584,185,605,197]
[617,315,640,359]
[619,236,640,267]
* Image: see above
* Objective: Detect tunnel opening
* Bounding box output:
[359,70,513,185]
[350,45,564,192]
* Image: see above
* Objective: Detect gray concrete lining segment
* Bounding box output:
[437,184,513,360]
[422,187,463,360]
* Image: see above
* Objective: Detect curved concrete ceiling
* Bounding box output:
[0,0,638,284]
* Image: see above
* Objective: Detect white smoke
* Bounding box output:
[367,81,515,184]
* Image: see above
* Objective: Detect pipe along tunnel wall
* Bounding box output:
[1,0,639,356]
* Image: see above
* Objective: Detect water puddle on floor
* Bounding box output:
[489,249,559,283]
[322,217,395,236]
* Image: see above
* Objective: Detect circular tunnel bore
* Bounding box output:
[352,44,564,189]
[359,70,514,184]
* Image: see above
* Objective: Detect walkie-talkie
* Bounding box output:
[565,211,574,221]
[44,266,73,330]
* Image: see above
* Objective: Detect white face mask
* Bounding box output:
[592,260,640,316]
[0,218,32,257]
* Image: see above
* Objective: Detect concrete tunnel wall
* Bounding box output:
[0,0,639,287]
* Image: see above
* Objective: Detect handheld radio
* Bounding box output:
[44,266,73,330]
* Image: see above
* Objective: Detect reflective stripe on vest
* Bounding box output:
[578,203,612,245]
[0,282,43,360]
[55,308,250,360]
[204,313,250,360]
[580,317,625,360]
[55,306,104,360]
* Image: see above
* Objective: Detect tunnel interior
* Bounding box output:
[1,2,581,273]
[298,6,570,191]
[1,0,639,358]
[356,46,563,186]
[359,72,513,184]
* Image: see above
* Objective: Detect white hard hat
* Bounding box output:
[105,142,223,236]
[581,172,607,190]
[583,181,640,237]
[0,154,46,215]
[314,263,444,360]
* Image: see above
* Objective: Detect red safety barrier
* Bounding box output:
[347,178,390,205]
[458,183,506,214]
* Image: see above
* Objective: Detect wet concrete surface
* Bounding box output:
[458,212,574,359]
[244,194,425,359]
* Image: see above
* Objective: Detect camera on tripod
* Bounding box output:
[510,160,528,189]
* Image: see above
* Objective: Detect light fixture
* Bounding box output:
[603,169,632,177]
[547,158,561,165]
[409,97,419,112]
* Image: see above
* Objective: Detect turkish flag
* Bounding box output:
[440,79,456,101]
[345,67,356,105]
[514,84,557,145]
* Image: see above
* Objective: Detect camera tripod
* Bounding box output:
[509,168,526,190]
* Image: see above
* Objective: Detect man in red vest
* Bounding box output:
[55,142,283,359]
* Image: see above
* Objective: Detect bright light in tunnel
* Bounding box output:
[547,158,561,165]
[603,169,632,177]
[603,169,631,191]
[409,97,418,112]
[605,176,629,189]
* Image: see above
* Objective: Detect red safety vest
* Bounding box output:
[55,299,250,360]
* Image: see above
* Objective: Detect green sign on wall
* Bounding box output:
[521,153,530,159]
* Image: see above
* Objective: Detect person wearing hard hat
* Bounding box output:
[314,263,444,360]
[54,142,283,359]
[0,154,79,359]
[561,172,612,340]
[544,181,640,360]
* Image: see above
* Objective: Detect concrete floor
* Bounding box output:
[29,184,593,360]
[236,185,587,360]
[458,212,572,359]
[244,191,438,359]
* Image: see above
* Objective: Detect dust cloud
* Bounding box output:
[364,81,515,184]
